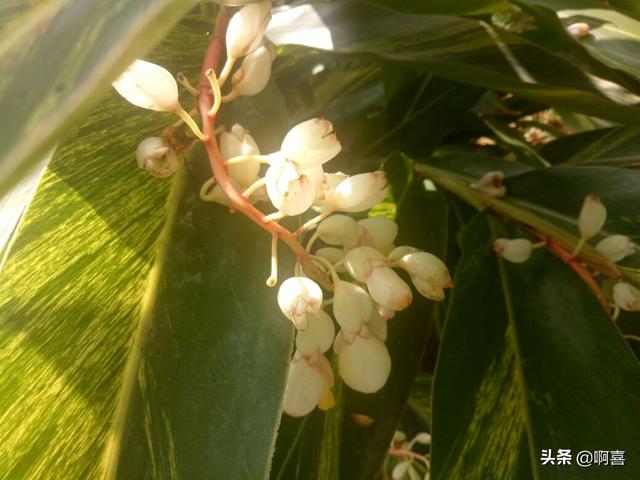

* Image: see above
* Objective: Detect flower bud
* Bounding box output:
[295,310,335,355]
[578,194,607,240]
[283,352,333,417]
[368,308,388,342]
[613,282,640,312]
[315,247,346,272]
[397,252,451,301]
[113,59,180,112]
[313,172,348,211]
[387,246,420,263]
[226,1,272,59]
[280,118,342,169]
[344,246,386,282]
[566,22,590,39]
[220,124,261,186]
[331,172,388,212]
[232,44,275,97]
[317,215,361,248]
[265,159,315,216]
[493,238,533,264]
[596,235,635,262]
[338,331,391,393]
[377,304,395,320]
[470,171,506,197]
[277,277,323,329]
[136,137,178,178]
[333,280,373,332]
[358,217,398,254]
[366,267,412,311]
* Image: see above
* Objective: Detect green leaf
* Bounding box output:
[0,15,294,478]
[361,0,508,15]
[0,0,196,197]
[267,1,640,125]
[431,212,640,479]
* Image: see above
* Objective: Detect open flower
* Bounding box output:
[493,238,533,264]
[283,351,334,417]
[280,118,342,169]
[113,59,180,112]
[232,43,275,97]
[226,1,272,59]
[136,137,178,178]
[265,159,315,216]
[277,277,323,329]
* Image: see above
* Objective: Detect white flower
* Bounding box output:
[358,217,398,254]
[317,214,361,248]
[304,165,329,203]
[387,246,420,263]
[392,461,412,480]
[596,235,635,262]
[280,118,342,169]
[344,246,387,282]
[315,247,346,272]
[330,172,388,212]
[366,267,412,311]
[333,280,373,332]
[578,194,607,240]
[232,44,275,97]
[377,304,396,320]
[226,1,272,59]
[470,171,506,197]
[337,327,391,393]
[566,22,590,39]
[136,137,178,178]
[413,432,432,445]
[493,238,533,264]
[283,351,333,417]
[113,59,180,112]
[295,310,335,355]
[220,124,261,187]
[368,308,388,342]
[277,277,323,329]
[313,172,348,211]
[265,159,315,216]
[397,252,451,301]
[613,282,640,312]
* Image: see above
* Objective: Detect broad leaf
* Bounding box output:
[432,212,640,479]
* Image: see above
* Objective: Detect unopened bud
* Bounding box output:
[315,247,346,272]
[387,246,420,263]
[226,1,272,59]
[578,194,607,240]
[277,277,323,329]
[613,282,640,312]
[283,352,333,417]
[136,137,178,178]
[220,124,261,186]
[566,22,590,39]
[397,251,451,301]
[265,159,315,216]
[366,267,412,311]
[232,44,275,97]
[368,308,388,342]
[344,246,386,282]
[333,280,373,332]
[338,332,391,394]
[296,310,335,355]
[280,118,342,169]
[596,235,635,262]
[317,215,361,248]
[493,238,533,264]
[470,171,506,197]
[331,172,388,212]
[113,59,180,112]
[358,217,398,254]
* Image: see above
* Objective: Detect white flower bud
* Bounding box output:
[295,310,335,355]
[280,118,342,169]
[398,252,451,301]
[313,172,348,211]
[113,59,180,112]
[333,280,373,332]
[596,235,635,262]
[377,304,395,320]
[366,267,412,311]
[338,331,391,393]
[283,352,333,417]
[220,124,261,186]
[578,194,607,240]
[226,1,272,59]
[232,44,274,97]
[493,238,533,264]
[277,277,323,329]
[470,171,506,197]
[317,214,361,248]
[613,282,640,312]
[344,246,386,282]
[566,22,590,39]
[368,308,388,342]
[315,247,346,273]
[413,432,432,445]
[392,461,411,480]
[358,217,398,254]
[331,172,388,212]
[392,431,407,444]
[136,137,178,178]
[265,159,315,216]
[387,246,420,263]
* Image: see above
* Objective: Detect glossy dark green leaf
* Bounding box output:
[432,212,640,479]
[0,0,197,196]
[267,1,640,125]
